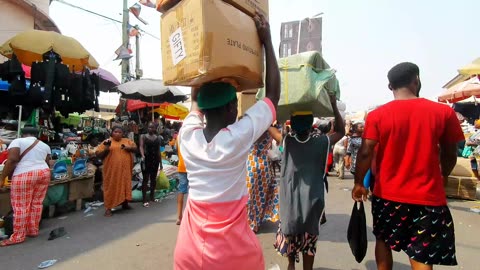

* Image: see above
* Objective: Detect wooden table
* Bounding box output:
[0,174,95,217]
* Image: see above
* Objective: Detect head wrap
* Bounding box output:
[197,82,237,110]
[291,113,314,134]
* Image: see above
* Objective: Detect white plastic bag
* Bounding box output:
[267,141,281,161]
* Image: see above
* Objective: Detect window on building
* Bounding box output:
[283,24,294,39]
[281,43,293,57]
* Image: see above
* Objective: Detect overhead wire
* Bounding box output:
[52,0,160,40]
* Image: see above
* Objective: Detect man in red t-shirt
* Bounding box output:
[352,62,464,270]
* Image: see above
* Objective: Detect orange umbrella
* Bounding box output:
[438,76,480,103]
[151,103,189,120]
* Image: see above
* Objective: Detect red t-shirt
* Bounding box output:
[363,98,464,206]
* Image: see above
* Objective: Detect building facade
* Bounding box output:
[0,0,60,61]
[279,17,322,58]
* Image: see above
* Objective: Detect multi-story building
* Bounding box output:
[0,0,60,61]
[279,17,322,58]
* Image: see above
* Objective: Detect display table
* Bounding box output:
[0,189,10,216]
[0,174,95,217]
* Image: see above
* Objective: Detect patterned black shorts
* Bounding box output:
[372,196,457,266]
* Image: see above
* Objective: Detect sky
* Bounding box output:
[49,0,480,112]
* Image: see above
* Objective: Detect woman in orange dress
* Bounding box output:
[96,126,137,217]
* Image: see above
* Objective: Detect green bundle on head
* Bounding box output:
[197,82,236,110]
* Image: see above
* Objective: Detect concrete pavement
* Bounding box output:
[0,177,478,270]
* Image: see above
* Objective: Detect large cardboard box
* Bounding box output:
[157,0,269,19]
[451,157,474,177]
[223,0,269,20]
[156,0,180,13]
[445,176,479,200]
[237,91,257,117]
[161,0,264,90]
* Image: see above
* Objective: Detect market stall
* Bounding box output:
[0,30,118,217]
[439,71,480,201]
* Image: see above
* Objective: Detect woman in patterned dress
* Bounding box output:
[346,122,364,176]
[246,127,281,233]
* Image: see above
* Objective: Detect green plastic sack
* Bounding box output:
[257,51,340,122]
[156,171,170,190]
[131,190,143,202]
[43,184,68,206]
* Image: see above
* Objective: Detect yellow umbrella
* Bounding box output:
[152,103,189,120]
[458,58,480,75]
[0,30,99,71]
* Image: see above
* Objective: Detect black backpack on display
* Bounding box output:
[69,72,84,113]
[30,61,46,85]
[8,74,27,105]
[82,69,95,111]
[27,83,45,107]
[54,63,70,90]
[42,59,56,112]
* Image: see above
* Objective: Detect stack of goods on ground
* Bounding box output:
[159,0,268,90]
[257,51,340,122]
[447,127,480,200]
[131,158,179,202]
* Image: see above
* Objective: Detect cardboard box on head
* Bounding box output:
[156,0,180,12]
[237,91,257,118]
[223,0,269,20]
[161,0,264,90]
[157,0,269,20]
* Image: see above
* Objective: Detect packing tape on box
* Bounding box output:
[201,31,214,76]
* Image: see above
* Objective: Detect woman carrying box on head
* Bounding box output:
[173,14,280,270]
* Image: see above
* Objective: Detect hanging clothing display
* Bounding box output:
[30,62,46,86]
[91,73,101,113]
[69,72,84,113]
[82,69,95,111]
[41,57,56,112]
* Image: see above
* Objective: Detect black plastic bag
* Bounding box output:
[347,201,368,263]
[48,227,67,241]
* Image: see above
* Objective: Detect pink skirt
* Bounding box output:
[174,196,265,270]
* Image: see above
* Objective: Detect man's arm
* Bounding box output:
[440,109,466,185]
[351,139,377,201]
[440,143,458,185]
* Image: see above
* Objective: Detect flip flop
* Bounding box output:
[0,239,20,247]
[143,202,150,208]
